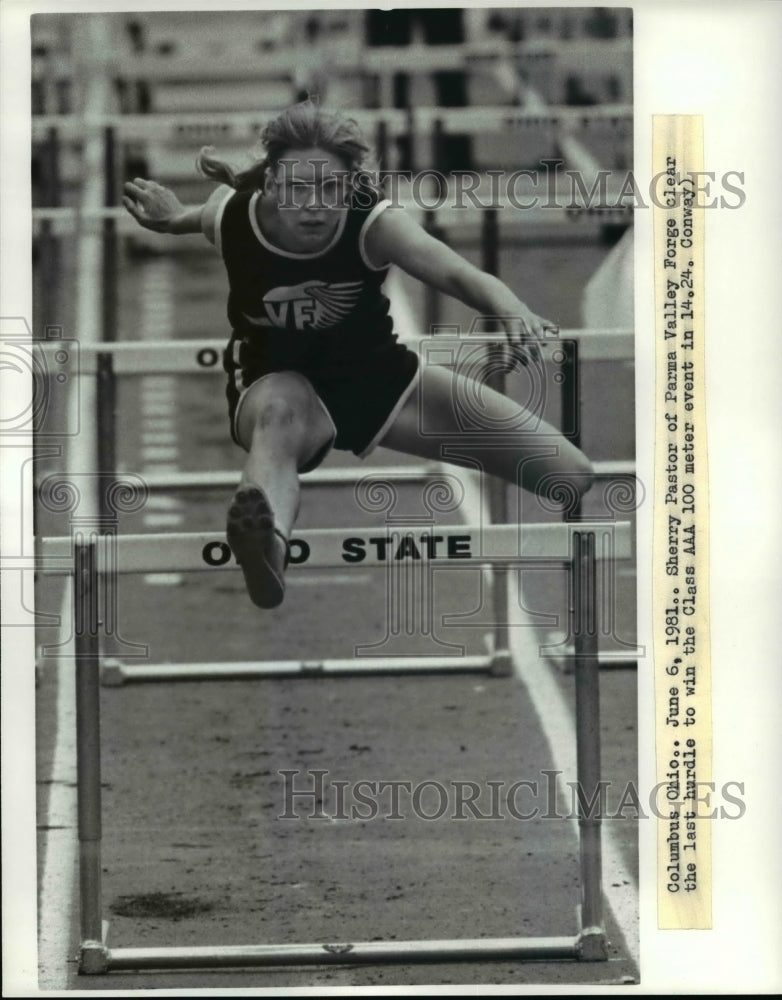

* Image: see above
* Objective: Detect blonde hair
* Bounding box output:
[197,100,381,201]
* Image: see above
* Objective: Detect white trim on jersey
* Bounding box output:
[247,191,348,260]
[212,187,234,258]
[358,198,392,271]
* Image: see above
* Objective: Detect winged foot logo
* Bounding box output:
[242,280,364,331]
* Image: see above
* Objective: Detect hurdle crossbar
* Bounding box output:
[33,205,632,238]
[85,935,590,972]
[35,330,634,495]
[73,529,610,973]
[111,460,635,492]
[123,464,441,491]
[41,520,632,575]
[35,329,634,372]
[101,654,502,685]
[38,329,637,497]
[32,103,632,142]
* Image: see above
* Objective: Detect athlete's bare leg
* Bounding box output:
[235,372,334,537]
[379,363,594,501]
[228,372,334,607]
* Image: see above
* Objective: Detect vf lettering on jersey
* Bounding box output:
[242,280,364,331]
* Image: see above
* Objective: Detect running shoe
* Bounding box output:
[226,485,290,609]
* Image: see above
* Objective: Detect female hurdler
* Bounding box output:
[123,101,594,609]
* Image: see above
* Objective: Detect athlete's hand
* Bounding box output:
[122,178,186,233]
[502,306,558,368]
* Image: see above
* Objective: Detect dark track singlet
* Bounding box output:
[216,188,419,463]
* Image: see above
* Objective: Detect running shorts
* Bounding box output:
[223,332,420,472]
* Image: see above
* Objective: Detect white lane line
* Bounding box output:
[143,495,181,511]
[140,377,175,392]
[140,259,183,587]
[141,446,178,462]
[140,378,175,392]
[139,375,175,389]
[141,462,177,474]
[140,402,178,417]
[291,573,372,587]
[144,573,184,586]
[388,273,639,970]
[142,512,187,528]
[38,582,77,990]
[141,430,178,445]
[138,393,174,406]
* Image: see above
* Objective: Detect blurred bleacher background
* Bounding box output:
[32,7,632,207]
[31,7,634,343]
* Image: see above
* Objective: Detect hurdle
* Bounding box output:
[35,328,636,492]
[44,519,630,972]
[43,517,632,684]
[32,102,632,214]
[31,104,631,144]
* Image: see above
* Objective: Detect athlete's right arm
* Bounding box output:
[122,178,232,242]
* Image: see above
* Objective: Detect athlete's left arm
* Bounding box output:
[364,206,557,357]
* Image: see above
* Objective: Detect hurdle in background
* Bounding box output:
[32,36,632,96]
[40,517,631,972]
[31,102,632,177]
[36,327,634,487]
[31,103,632,291]
[32,112,632,369]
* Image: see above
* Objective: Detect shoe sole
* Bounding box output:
[226,487,286,609]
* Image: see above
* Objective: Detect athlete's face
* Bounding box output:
[264,147,350,252]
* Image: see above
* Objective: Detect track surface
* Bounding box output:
[35,232,639,989]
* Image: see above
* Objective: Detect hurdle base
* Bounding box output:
[78,934,591,973]
[540,633,638,674]
[100,654,501,686]
[79,923,111,975]
[488,648,513,677]
[555,653,637,675]
[575,926,609,962]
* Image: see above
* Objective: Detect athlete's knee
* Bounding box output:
[253,393,304,431]
[247,375,314,435]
